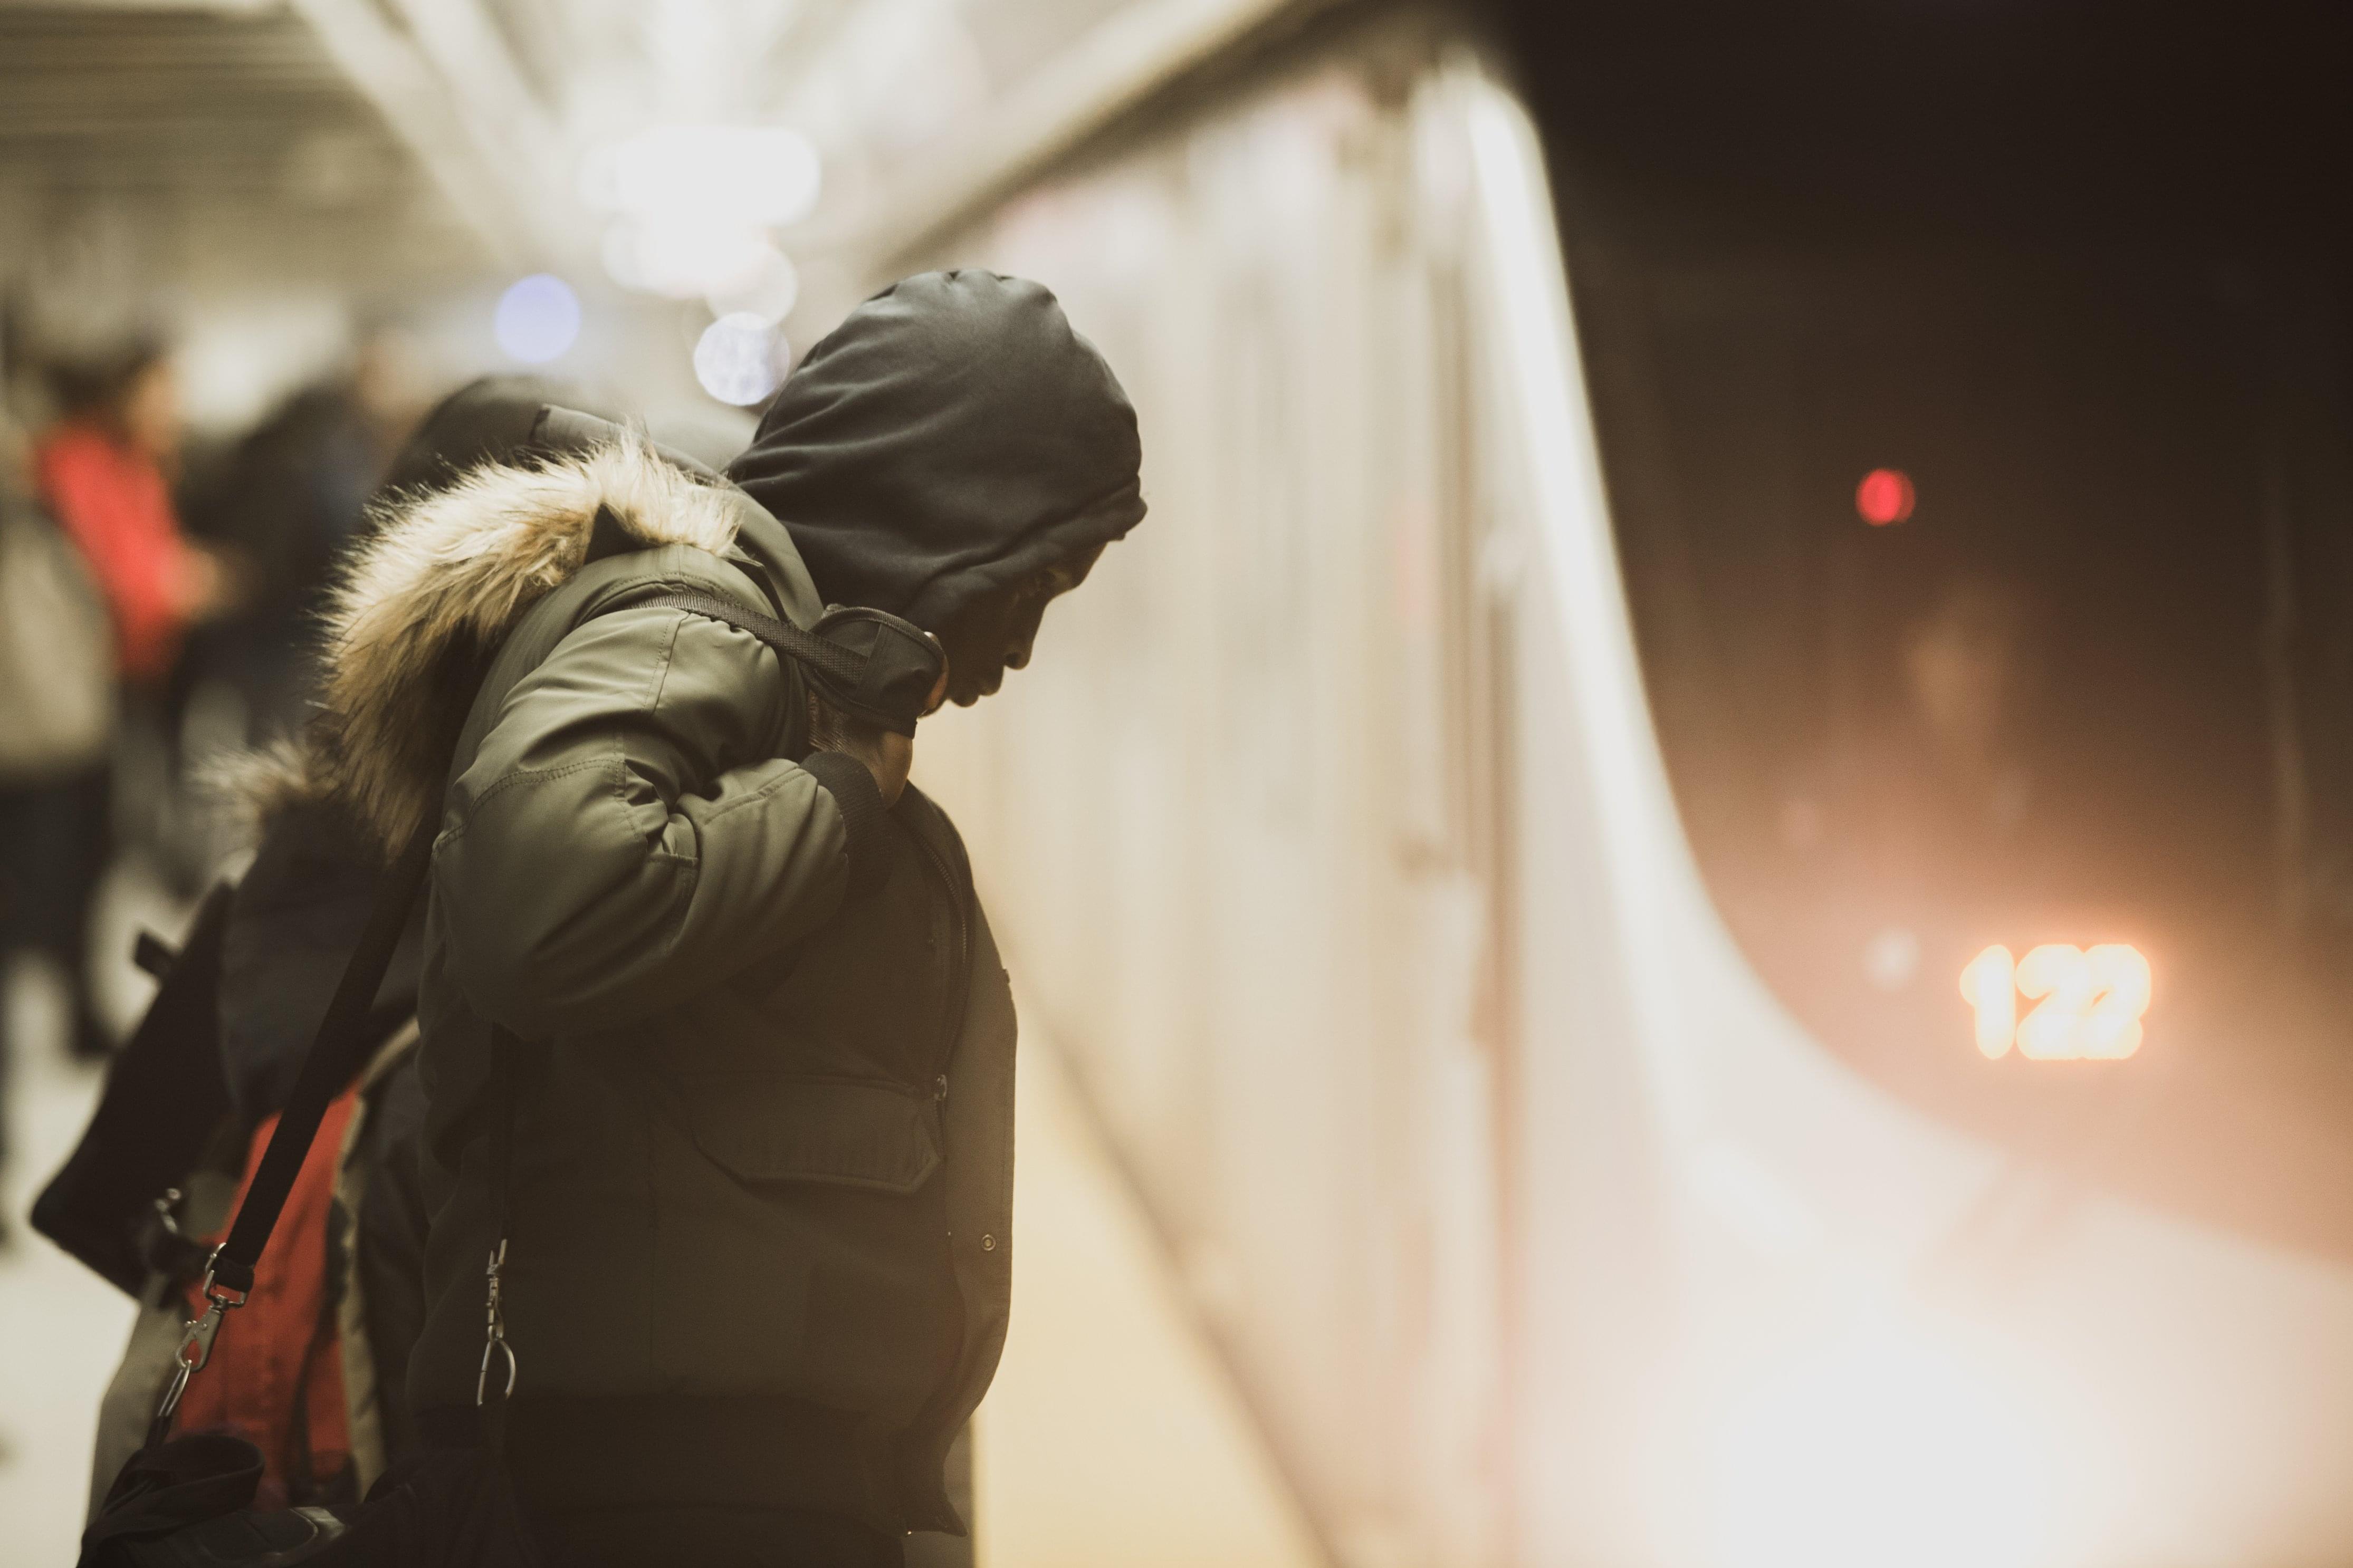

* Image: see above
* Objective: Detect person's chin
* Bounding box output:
[951,672,1005,707]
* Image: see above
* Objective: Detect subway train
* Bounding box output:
[881,3,2353,1564]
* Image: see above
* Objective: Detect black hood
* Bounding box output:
[726,270,1145,630]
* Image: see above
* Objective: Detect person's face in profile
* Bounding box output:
[931,544,1106,707]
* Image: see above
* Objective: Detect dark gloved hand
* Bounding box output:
[803,607,945,737]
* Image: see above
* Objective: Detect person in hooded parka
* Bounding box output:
[294,272,1143,1567]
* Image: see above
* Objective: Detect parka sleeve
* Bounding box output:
[431,602,886,1038]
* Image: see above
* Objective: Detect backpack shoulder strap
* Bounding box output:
[627,588,864,686]
[152,818,429,1442]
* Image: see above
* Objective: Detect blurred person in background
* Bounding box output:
[39,338,235,699]
[4,334,232,1071]
[180,328,425,748]
[33,338,241,975]
[0,402,115,1228]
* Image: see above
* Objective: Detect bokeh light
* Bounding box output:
[582,125,818,309]
[624,223,774,301]
[586,125,822,227]
[493,274,580,364]
[1960,945,2019,1058]
[1855,467,1916,525]
[704,246,799,324]
[599,224,649,291]
[1960,942,2148,1060]
[694,312,787,405]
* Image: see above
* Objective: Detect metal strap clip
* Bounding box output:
[150,1244,250,1436]
[476,1237,518,1405]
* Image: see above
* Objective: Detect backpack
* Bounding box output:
[0,488,114,780]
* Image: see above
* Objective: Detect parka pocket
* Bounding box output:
[664,1072,942,1196]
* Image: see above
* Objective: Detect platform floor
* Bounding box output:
[974,1033,1323,1567]
[0,941,1319,1568]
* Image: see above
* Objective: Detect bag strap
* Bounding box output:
[637,589,944,739]
[631,589,866,686]
[150,818,433,1444]
[213,821,436,1296]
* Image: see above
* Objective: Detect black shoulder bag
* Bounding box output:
[76,590,944,1567]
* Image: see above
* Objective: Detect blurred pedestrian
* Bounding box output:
[31,338,242,994]
[7,340,232,1065]
[179,328,424,746]
[0,407,115,1219]
[38,339,233,695]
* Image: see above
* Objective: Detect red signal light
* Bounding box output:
[1856,468,1916,526]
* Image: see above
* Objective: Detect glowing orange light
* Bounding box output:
[1855,467,1916,526]
[2081,945,2151,1059]
[1960,942,2147,1060]
[1959,945,2016,1058]
[2014,945,2086,1059]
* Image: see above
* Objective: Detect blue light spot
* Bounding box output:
[494,274,581,363]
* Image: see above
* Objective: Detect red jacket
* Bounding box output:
[36,422,195,684]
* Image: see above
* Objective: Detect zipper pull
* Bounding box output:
[477,1237,518,1405]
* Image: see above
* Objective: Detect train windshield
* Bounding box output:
[1577,236,2353,1253]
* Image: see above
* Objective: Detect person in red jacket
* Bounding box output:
[36,340,229,688]
[15,341,233,1065]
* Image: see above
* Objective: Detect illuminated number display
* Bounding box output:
[1958,944,2150,1060]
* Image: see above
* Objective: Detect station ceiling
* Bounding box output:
[0,6,401,197]
[0,0,1261,269]
[0,0,1297,410]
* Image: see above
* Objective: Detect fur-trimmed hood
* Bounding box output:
[253,438,743,853]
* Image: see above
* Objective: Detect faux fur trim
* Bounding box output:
[199,736,327,838]
[305,436,740,852]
